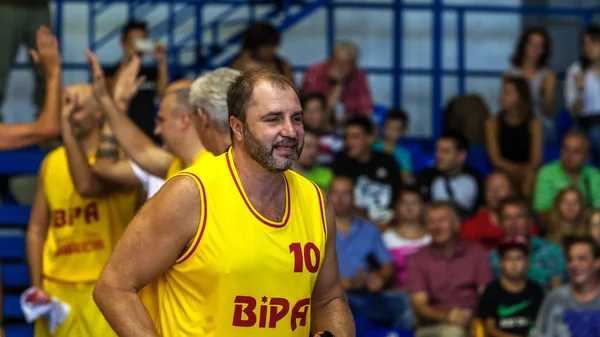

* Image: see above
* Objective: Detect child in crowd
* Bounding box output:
[372,108,414,183]
[544,186,586,249]
[301,93,344,165]
[584,208,600,246]
[478,236,544,337]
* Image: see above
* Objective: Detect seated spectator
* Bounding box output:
[383,186,430,288]
[565,25,600,165]
[531,237,600,336]
[584,209,600,246]
[544,187,586,249]
[332,117,402,225]
[486,76,542,198]
[230,21,294,85]
[103,20,168,142]
[491,197,565,291]
[302,40,373,120]
[292,127,333,191]
[461,171,538,250]
[534,131,600,214]
[373,108,414,183]
[302,92,331,133]
[331,176,412,330]
[505,27,556,143]
[407,201,492,337]
[417,131,484,217]
[478,236,544,337]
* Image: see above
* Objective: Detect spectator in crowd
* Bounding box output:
[584,208,600,246]
[103,20,169,142]
[407,201,492,337]
[302,92,331,133]
[486,76,542,198]
[534,131,600,213]
[292,127,333,191]
[544,187,586,249]
[25,84,139,336]
[0,0,50,121]
[373,108,414,183]
[302,40,373,119]
[505,27,556,143]
[331,176,411,330]
[565,25,600,165]
[491,197,565,291]
[332,117,402,225]
[230,21,294,86]
[417,131,484,217]
[0,26,61,150]
[531,237,600,337]
[383,186,430,288]
[478,236,544,337]
[461,171,538,250]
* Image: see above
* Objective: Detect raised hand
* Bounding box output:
[85,48,110,100]
[113,56,145,106]
[29,25,61,76]
[153,43,167,64]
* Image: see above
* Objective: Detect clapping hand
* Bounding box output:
[29,25,61,76]
[85,48,110,100]
[153,43,167,64]
[113,56,145,106]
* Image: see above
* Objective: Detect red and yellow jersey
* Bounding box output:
[154,147,327,336]
[165,149,214,179]
[41,147,137,283]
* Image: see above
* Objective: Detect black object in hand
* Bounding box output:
[314,332,335,337]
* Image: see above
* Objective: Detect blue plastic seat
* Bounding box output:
[4,324,33,337]
[2,263,30,288]
[0,204,31,226]
[366,328,415,337]
[414,153,435,172]
[4,294,24,319]
[543,145,561,164]
[0,235,26,259]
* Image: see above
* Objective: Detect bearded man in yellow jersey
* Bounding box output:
[94,69,355,336]
[25,84,138,337]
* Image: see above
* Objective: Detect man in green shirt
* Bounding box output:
[293,127,333,191]
[534,131,600,212]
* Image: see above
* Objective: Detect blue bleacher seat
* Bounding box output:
[0,149,46,175]
[4,324,33,337]
[413,153,435,172]
[0,235,26,259]
[543,145,561,164]
[4,294,24,319]
[366,328,415,337]
[0,205,31,226]
[2,263,30,288]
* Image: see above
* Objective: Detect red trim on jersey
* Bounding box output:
[225,151,291,228]
[177,172,208,264]
[312,182,327,237]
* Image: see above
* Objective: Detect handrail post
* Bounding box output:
[432,0,443,138]
[196,0,203,75]
[393,0,402,108]
[457,8,465,95]
[55,0,64,57]
[326,2,335,57]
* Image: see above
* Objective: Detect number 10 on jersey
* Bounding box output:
[289,243,321,273]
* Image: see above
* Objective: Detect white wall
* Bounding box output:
[2,0,522,136]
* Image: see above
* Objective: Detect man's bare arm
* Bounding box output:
[86,50,173,178]
[93,175,200,337]
[25,167,50,289]
[311,192,355,337]
[0,26,61,150]
[411,292,448,323]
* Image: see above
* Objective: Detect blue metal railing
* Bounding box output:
[14,1,600,137]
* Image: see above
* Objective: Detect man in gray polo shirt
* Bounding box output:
[531,236,600,337]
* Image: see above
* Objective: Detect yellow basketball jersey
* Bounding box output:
[165,149,214,179]
[139,147,215,325]
[155,148,327,336]
[41,147,138,282]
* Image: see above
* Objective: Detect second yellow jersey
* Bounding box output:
[155,148,327,336]
[41,147,138,282]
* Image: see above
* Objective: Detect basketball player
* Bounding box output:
[85,50,210,180]
[25,84,139,337]
[0,26,61,150]
[93,69,355,336]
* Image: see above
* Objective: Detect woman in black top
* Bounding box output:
[230,21,295,86]
[486,76,542,198]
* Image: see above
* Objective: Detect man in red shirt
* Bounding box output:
[301,40,373,119]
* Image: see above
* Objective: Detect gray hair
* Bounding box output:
[333,40,360,60]
[190,67,241,132]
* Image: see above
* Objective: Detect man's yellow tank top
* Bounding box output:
[154,148,327,336]
[41,147,138,283]
[165,149,214,179]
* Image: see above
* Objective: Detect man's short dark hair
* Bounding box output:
[385,108,408,126]
[301,93,326,109]
[439,130,469,152]
[565,236,600,259]
[399,184,422,199]
[242,21,281,51]
[425,200,461,220]
[497,196,530,221]
[345,116,375,136]
[121,20,148,41]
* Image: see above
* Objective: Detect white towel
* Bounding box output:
[20,288,70,333]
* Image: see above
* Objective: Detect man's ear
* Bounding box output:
[230,116,244,142]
